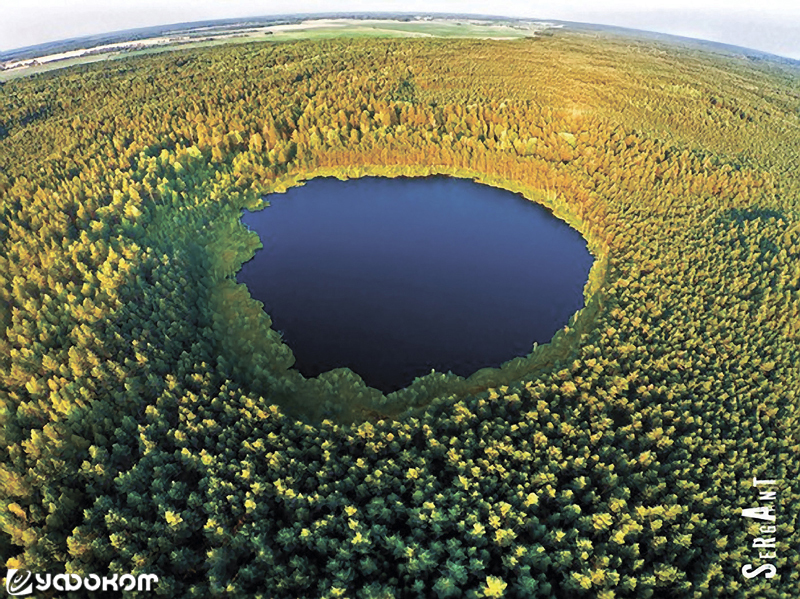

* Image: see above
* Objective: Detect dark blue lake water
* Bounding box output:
[237,176,593,392]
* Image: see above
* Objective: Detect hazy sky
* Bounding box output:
[3,0,799,60]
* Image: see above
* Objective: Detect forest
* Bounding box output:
[0,28,799,598]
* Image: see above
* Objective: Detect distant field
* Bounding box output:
[0,19,536,81]
[271,20,533,39]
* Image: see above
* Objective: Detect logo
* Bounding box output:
[5,570,33,596]
[4,570,158,594]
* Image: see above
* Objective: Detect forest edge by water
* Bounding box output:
[202,163,610,424]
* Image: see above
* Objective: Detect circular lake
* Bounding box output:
[237,176,593,392]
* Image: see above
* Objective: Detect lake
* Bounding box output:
[237,176,593,392]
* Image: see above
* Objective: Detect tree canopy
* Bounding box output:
[0,32,798,598]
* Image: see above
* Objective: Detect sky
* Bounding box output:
[2,0,800,60]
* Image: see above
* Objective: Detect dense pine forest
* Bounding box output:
[0,29,799,597]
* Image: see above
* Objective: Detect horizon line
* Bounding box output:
[2,11,798,65]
